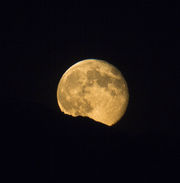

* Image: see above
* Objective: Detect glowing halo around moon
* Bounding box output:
[57,59,129,126]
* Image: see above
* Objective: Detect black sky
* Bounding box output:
[1,1,179,182]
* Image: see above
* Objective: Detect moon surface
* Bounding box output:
[57,59,129,126]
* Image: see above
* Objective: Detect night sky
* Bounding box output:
[1,1,179,182]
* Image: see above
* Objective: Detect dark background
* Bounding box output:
[1,0,179,182]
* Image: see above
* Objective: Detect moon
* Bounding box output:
[57,59,129,126]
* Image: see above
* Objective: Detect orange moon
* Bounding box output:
[57,59,129,126]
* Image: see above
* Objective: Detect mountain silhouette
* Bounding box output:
[2,100,176,182]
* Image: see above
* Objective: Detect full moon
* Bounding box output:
[57,59,129,126]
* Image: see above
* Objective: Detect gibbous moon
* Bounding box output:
[57,59,129,126]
